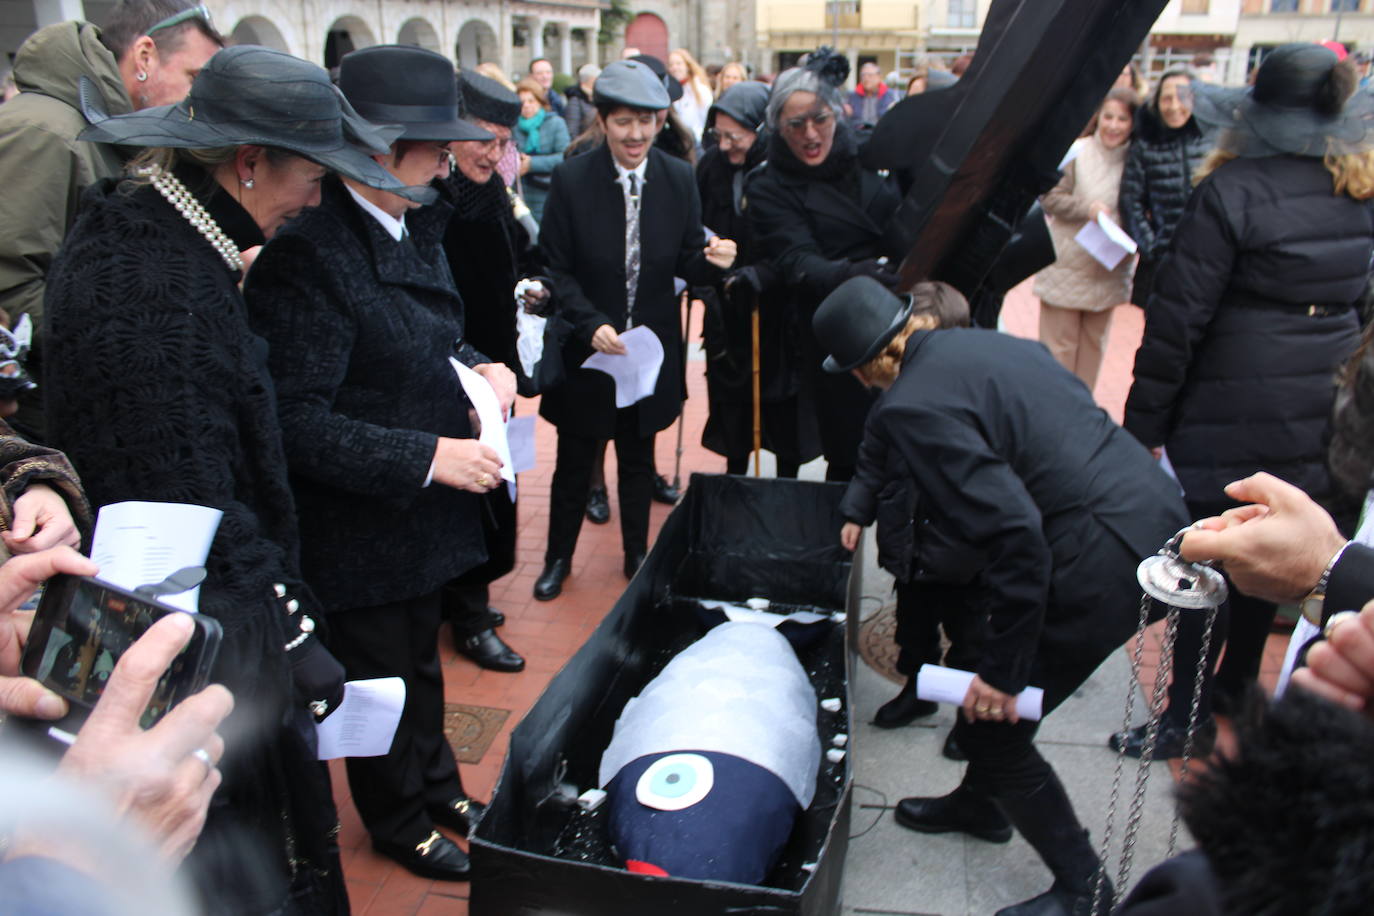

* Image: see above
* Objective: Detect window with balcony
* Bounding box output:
[1332,0,1360,11]
[1269,0,1298,11]
[825,1,859,17]
[948,0,976,29]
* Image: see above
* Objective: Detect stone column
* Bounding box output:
[529,15,544,61]
[560,23,573,75]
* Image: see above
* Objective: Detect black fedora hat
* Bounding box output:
[1193,43,1374,158]
[79,45,433,201]
[339,45,492,143]
[814,276,914,373]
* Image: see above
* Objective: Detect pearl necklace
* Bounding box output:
[139,164,244,272]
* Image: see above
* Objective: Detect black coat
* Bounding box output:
[744,129,903,468]
[1124,156,1371,509]
[539,144,723,438]
[1117,109,1211,259]
[45,171,343,914]
[865,328,1187,694]
[245,178,487,612]
[696,141,818,465]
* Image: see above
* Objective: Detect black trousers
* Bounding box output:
[547,410,655,561]
[443,486,517,636]
[326,590,461,846]
[892,579,986,677]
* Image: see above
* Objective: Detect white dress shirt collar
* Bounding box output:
[613,157,649,192]
[345,183,408,242]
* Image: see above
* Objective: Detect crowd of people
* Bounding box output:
[1,1,1374,913]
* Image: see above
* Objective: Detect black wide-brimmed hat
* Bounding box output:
[814,276,914,373]
[458,68,520,129]
[595,59,671,110]
[339,46,491,142]
[79,45,429,200]
[1192,43,1374,157]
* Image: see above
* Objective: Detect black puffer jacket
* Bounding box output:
[1125,155,1373,509]
[1117,107,1211,259]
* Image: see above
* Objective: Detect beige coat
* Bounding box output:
[1034,135,1134,312]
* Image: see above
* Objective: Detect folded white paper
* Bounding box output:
[1074,212,1139,271]
[315,677,406,760]
[581,325,664,408]
[506,415,536,474]
[450,357,516,499]
[915,663,1044,721]
[90,501,224,613]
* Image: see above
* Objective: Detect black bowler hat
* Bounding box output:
[339,46,492,142]
[813,276,914,373]
[458,68,520,129]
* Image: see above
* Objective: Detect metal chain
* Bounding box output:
[1091,592,1152,916]
[1168,601,1218,856]
[1116,603,1179,907]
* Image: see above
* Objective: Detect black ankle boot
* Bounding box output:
[873,675,938,728]
[992,773,1110,916]
[894,783,1013,843]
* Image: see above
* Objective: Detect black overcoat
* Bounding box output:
[865,328,1188,695]
[1124,156,1371,511]
[245,178,487,613]
[538,144,723,438]
[744,132,903,468]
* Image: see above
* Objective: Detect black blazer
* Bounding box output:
[866,328,1188,694]
[539,144,723,438]
[245,178,488,612]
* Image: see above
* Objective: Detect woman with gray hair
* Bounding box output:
[745,48,904,482]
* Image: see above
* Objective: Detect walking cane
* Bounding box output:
[751,293,762,477]
[673,287,691,492]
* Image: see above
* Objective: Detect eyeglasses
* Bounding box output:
[706,127,752,146]
[781,109,834,135]
[146,3,214,37]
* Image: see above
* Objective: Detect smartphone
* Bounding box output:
[20,574,222,731]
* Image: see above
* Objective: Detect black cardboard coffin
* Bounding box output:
[471,474,860,916]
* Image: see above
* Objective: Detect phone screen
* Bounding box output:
[21,575,221,728]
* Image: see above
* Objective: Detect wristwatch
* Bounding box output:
[1301,540,1353,626]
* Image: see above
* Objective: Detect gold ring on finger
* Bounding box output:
[477,474,489,487]
[1325,609,1360,640]
[975,705,990,714]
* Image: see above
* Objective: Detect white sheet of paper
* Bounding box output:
[915,663,1044,721]
[89,501,224,612]
[1074,212,1138,271]
[507,415,536,474]
[450,358,516,499]
[315,677,406,760]
[581,325,664,408]
[1057,144,1080,170]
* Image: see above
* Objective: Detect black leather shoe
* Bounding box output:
[456,628,525,672]
[894,786,1013,843]
[586,486,611,524]
[942,730,966,762]
[374,830,471,881]
[994,881,1110,916]
[652,474,681,505]
[873,676,938,728]
[429,795,488,836]
[534,558,570,601]
[624,551,646,579]
[1108,717,1216,760]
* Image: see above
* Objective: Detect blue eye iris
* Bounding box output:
[636,753,715,811]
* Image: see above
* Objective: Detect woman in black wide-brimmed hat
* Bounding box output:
[1117,42,1374,763]
[44,44,428,915]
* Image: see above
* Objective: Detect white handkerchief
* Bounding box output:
[581,326,664,408]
